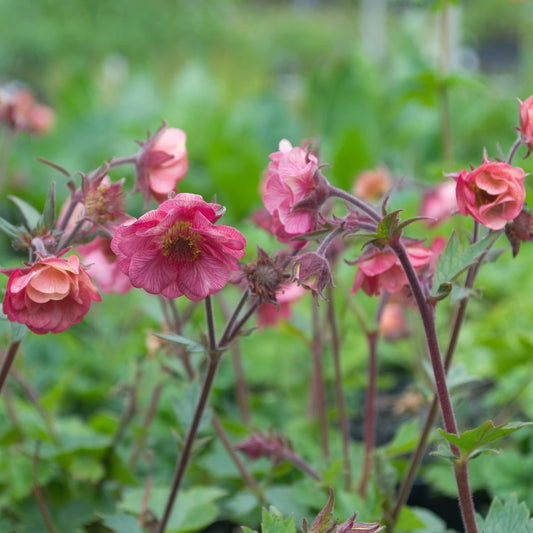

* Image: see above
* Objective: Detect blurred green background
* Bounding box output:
[2,1,533,532]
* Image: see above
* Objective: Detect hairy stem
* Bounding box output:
[327,185,382,223]
[0,339,22,395]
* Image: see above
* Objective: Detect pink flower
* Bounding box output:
[518,95,533,156]
[351,243,434,297]
[454,152,526,230]
[110,193,246,301]
[2,255,101,334]
[352,166,392,201]
[262,139,327,243]
[136,124,189,205]
[257,282,306,327]
[77,236,132,294]
[379,301,408,341]
[420,181,458,226]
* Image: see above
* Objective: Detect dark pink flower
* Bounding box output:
[77,236,132,294]
[419,181,458,226]
[351,243,434,297]
[454,152,526,230]
[262,139,327,243]
[136,124,189,205]
[2,255,101,334]
[518,95,533,156]
[110,193,246,301]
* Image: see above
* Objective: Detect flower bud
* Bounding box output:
[292,251,334,300]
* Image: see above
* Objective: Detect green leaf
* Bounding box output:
[39,181,56,228]
[383,419,421,457]
[438,420,533,459]
[395,506,428,531]
[476,494,533,533]
[10,321,28,343]
[152,332,206,352]
[430,231,499,300]
[100,512,145,533]
[261,507,297,533]
[9,195,41,230]
[0,216,24,239]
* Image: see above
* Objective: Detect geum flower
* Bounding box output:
[111,193,246,301]
[135,123,189,205]
[262,139,328,244]
[453,151,526,230]
[419,180,458,226]
[518,94,533,156]
[77,236,132,294]
[2,255,101,334]
[351,242,436,297]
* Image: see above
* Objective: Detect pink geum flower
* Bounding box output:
[453,151,526,230]
[351,243,435,297]
[135,123,189,205]
[77,236,132,294]
[518,95,533,156]
[419,180,458,226]
[352,165,392,202]
[257,282,306,327]
[2,255,101,334]
[262,139,327,243]
[111,193,246,301]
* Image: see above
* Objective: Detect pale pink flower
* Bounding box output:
[351,243,434,297]
[453,152,526,230]
[136,124,189,205]
[262,139,327,243]
[257,282,306,327]
[77,236,132,294]
[379,301,408,341]
[2,255,101,334]
[518,95,533,156]
[110,193,246,301]
[420,181,458,226]
[352,166,392,201]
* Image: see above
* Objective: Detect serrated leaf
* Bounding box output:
[438,420,533,458]
[100,512,145,533]
[476,494,533,533]
[377,210,403,241]
[430,231,499,298]
[152,332,206,352]
[261,507,297,533]
[9,195,41,230]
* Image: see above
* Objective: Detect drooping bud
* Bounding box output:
[292,251,334,300]
[505,209,533,257]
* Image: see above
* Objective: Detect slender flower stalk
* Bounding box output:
[0,340,23,395]
[390,239,478,533]
[507,135,524,165]
[327,185,382,223]
[326,285,351,489]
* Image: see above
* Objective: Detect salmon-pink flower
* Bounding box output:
[136,124,189,205]
[2,255,101,334]
[351,243,435,297]
[352,166,392,201]
[419,180,458,226]
[110,193,246,301]
[453,152,526,230]
[77,236,132,294]
[379,301,408,341]
[518,95,533,156]
[262,139,327,243]
[257,282,306,327]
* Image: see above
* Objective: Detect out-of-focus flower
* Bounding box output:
[257,282,306,327]
[518,95,533,156]
[262,139,327,243]
[505,209,533,257]
[135,124,188,205]
[419,181,458,226]
[83,175,127,227]
[292,251,334,300]
[351,243,435,297]
[77,236,132,294]
[2,255,101,334]
[379,301,408,341]
[352,166,392,201]
[0,85,55,135]
[111,193,246,301]
[453,152,526,230]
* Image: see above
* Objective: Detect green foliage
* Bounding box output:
[477,494,533,533]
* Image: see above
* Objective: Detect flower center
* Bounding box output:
[473,185,498,207]
[162,222,201,264]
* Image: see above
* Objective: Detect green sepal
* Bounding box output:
[8,195,41,230]
[38,181,56,229]
[151,332,206,352]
